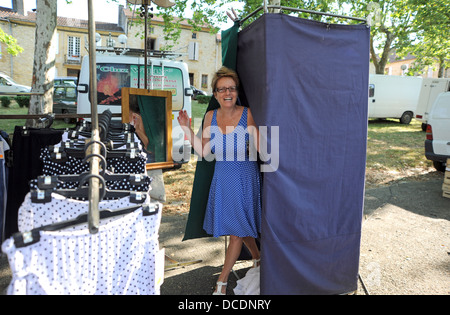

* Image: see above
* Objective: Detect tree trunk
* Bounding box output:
[27,0,57,127]
[437,58,445,78]
[370,26,395,75]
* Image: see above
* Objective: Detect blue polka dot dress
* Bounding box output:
[203,107,262,238]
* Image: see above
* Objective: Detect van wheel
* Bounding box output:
[433,161,446,172]
[400,111,413,124]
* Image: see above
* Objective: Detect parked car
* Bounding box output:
[54,76,78,87]
[53,85,77,123]
[191,85,207,100]
[425,92,450,172]
[0,73,31,94]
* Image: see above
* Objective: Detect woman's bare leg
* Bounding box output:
[243,237,260,261]
[215,235,243,294]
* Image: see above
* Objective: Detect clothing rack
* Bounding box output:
[1,1,167,295]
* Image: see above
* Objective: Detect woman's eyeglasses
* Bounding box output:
[215,86,238,93]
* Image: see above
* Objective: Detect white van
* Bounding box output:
[415,78,450,131]
[77,49,192,165]
[425,92,450,172]
[369,74,422,124]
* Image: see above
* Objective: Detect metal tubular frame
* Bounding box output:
[239,3,367,26]
[87,0,101,234]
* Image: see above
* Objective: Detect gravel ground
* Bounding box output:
[357,174,449,295]
[1,172,449,295]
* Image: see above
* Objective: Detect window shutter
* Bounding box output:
[188,42,199,61]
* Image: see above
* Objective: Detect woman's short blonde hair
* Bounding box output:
[211,66,240,92]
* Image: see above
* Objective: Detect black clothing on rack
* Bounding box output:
[4,127,64,239]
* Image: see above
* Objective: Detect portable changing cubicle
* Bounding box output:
[184,6,370,294]
[238,12,370,294]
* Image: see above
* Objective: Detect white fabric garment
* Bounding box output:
[2,206,162,295]
[233,266,260,295]
[18,191,150,232]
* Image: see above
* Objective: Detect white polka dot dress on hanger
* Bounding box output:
[2,207,161,295]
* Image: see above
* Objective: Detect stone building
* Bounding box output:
[0,2,221,94]
[385,52,449,78]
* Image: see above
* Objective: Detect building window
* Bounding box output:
[192,33,197,39]
[147,37,158,50]
[369,84,375,98]
[68,36,81,59]
[201,74,208,89]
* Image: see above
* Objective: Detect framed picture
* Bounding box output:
[121,87,174,170]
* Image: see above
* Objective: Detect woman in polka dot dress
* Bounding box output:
[178,67,262,295]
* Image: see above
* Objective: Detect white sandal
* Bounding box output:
[252,258,261,268]
[213,281,227,295]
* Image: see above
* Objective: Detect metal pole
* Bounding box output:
[87,0,101,234]
[144,0,149,90]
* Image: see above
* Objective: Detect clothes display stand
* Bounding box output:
[1,1,163,295]
[1,110,163,295]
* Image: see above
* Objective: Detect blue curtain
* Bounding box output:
[237,14,370,294]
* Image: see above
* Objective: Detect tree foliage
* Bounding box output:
[149,0,448,77]
[0,28,24,56]
[397,0,450,77]
[345,0,417,74]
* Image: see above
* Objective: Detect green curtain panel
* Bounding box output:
[182,21,240,241]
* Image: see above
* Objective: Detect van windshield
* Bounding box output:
[96,63,184,110]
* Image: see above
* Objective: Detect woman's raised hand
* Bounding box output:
[177,110,191,130]
[226,8,239,22]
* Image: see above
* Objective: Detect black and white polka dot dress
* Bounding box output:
[1,125,163,295]
[40,146,147,176]
[17,191,152,232]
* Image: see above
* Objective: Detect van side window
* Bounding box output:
[369,84,375,97]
